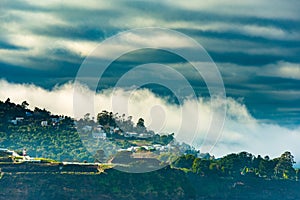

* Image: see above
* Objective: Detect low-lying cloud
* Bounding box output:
[0,79,300,163]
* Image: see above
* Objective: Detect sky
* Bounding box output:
[0,0,300,161]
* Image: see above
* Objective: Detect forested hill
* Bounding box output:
[0,98,299,182]
[0,98,93,161]
[0,98,177,162]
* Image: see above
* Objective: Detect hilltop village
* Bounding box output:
[0,99,204,165]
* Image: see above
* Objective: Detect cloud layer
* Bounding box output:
[1,0,300,68]
[1,0,300,127]
[1,0,300,167]
[1,80,299,163]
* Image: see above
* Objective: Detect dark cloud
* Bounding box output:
[0,41,27,50]
[0,0,299,126]
[31,25,106,41]
[1,0,45,12]
[210,52,290,66]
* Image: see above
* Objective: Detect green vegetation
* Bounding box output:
[173,151,298,181]
[1,167,300,200]
[1,99,185,164]
[0,99,93,162]
[0,99,299,180]
[1,99,300,199]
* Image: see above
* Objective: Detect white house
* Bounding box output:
[141,145,155,151]
[125,146,141,152]
[137,133,152,139]
[9,117,24,125]
[94,125,104,132]
[10,120,18,125]
[41,121,48,126]
[92,132,107,139]
[124,132,138,138]
[15,117,24,121]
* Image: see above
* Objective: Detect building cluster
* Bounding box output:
[117,143,175,153]
[80,124,154,140]
[79,124,203,157]
[9,117,24,125]
[9,116,65,127]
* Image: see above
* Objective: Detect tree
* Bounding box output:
[5,98,10,104]
[219,153,241,176]
[136,118,145,128]
[21,101,29,109]
[209,162,222,176]
[116,115,134,132]
[237,151,253,168]
[192,158,211,176]
[84,113,91,121]
[296,169,300,181]
[173,154,196,169]
[136,118,146,133]
[34,107,51,119]
[97,111,116,127]
[258,158,277,178]
[159,134,174,145]
[253,155,263,169]
[274,151,296,179]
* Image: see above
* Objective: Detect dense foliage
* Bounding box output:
[0,99,93,162]
[1,167,300,200]
[173,151,299,181]
[0,99,299,182]
[0,99,176,162]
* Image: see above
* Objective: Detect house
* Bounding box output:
[10,120,18,125]
[94,125,104,132]
[9,117,24,125]
[125,146,140,152]
[153,144,163,151]
[41,121,48,127]
[137,133,152,139]
[113,127,120,134]
[152,144,171,152]
[15,117,24,121]
[117,148,128,152]
[141,145,155,151]
[92,132,107,139]
[124,132,138,138]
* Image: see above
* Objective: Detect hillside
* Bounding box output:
[1,167,300,200]
[0,99,189,164]
[1,99,300,199]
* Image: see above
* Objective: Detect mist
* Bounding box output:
[1,79,299,163]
